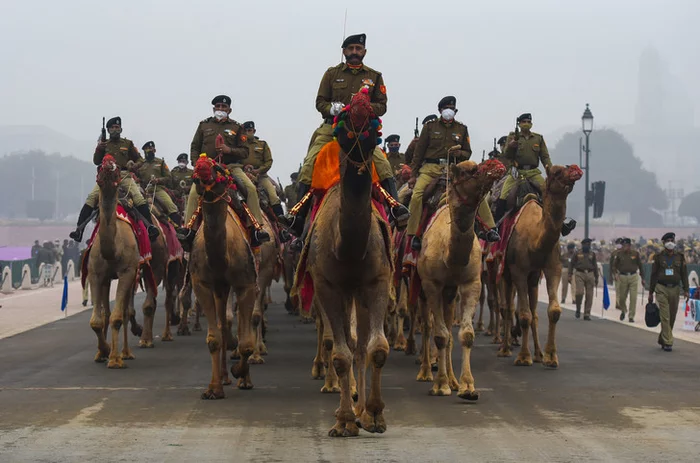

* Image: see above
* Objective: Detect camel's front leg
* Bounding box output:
[177,274,192,336]
[425,282,451,396]
[311,309,326,379]
[513,274,533,366]
[122,283,135,360]
[416,298,433,382]
[497,278,514,357]
[162,268,177,342]
[542,260,563,368]
[139,280,157,349]
[231,285,257,390]
[108,272,134,369]
[214,286,232,386]
[194,283,224,399]
[89,277,110,362]
[457,282,481,400]
[319,307,340,393]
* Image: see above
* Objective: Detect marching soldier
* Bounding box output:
[609,237,623,310]
[69,116,158,242]
[612,237,645,322]
[241,121,285,220]
[407,96,499,251]
[385,134,405,175]
[171,152,194,197]
[648,232,689,351]
[569,238,598,320]
[560,242,576,303]
[136,141,181,226]
[284,172,299,211]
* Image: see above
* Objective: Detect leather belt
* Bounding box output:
[518,164,537,170]
[619,272,637,275]
[423,158,454,165]
[658,281,679,288]
[578,269,594,273]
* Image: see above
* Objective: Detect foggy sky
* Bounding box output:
[2,0,698,182]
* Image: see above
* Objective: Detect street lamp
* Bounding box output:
[581,103,594,239]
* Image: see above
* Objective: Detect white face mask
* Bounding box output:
[616,244,622,250]
[214,110,228,121]
[664,241,676,250]
[178,162,187,168]
[441,108,455,121]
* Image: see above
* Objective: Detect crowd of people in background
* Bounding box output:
[30,239,81,287]
[560,235,700,267]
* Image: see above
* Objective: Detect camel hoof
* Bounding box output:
[230,349,241,360]
[177,325,191,336]
[497,348,512,358]
[458,389,480,401]
[476,322,484,332]
[193,322,202,332]
[222,377,232,386]
[533,353,544,364]
[543,354,559,369]
[511,339,521,347]
[248,355,265,365]
[416,369,433,382]
[236,378,254,390]
[359,411,386,434]
[138,340,154,348]
[311,362,326,380]
[170,314,181,326]
[94,350,109,363]
[107,358,126,369]
[429,384,452,396]
[484,329,493,336]
[404,340,417,356]
[131,324,143,338]
[162,333,173,342]
[122,350,135,360]
[393,338,407,352]
[259,345,268,356]
[492,337,502,345]
[514,355,533,366]
[201,388,225,400]
[300,316,314,324]
[321,385,341,393]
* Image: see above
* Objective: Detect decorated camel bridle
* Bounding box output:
[192,154,235,204]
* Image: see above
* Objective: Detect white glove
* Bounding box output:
[330,102,344,116]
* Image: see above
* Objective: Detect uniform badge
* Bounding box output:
[335,78,345,82]
[241,135,247,143]
[361,78,374,87]
[453,134,461,140]
[380,85,386,94]
[224,129,236,136]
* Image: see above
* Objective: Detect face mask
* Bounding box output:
[616,244,622,250]
[582,245,590,253]
[519,122,532,131]
[441,108,455,121]
[664,242,676,250]
[388,146,400,153]
[145,151,155,160]
[178,162,187,168]
[214,110,228,121]
[108,128,122,138]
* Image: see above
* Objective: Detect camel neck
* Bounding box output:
[534,190,567,255]
[98,184,118,261]
[202,198,229,274]
[338,159,373,261]
[446,192,477,267]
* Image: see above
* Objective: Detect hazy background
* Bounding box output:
[1,0,699,226]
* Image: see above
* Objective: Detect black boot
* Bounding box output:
[136,204,160,242]
[168,212,182,228]
[485,228,500,242]
[250,227,271,248]
[290,215,311,251]
[177,228,195,252]
[286,183,311,236]
[493,198,507,224]
[575,295,583,319]
[380,178,410,223]
[69,204,95,242]
[561,218,577,236]
[272,203,286,222]
[411,235,422,251]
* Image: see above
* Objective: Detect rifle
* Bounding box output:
[414,117,419,138]
[101,117,106,142]
[481,150,485,162]
[493,137,497,155]
[511,118,521,177]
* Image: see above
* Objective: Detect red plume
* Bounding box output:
[347,88,373,130]
[478,159,507,179]
[194,156,215,183]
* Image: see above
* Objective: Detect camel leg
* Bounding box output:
[426,283,452,396]
[476,279,485,332]
[497,278,514,357]
[139,281,157,349]
[89,276,110,362]
[513,274,533,366]
[231,285,256,390]
[194,283,224,399]
[353,307,369,419]
[249,284,267,364]
[457,282,481,400]
[311,310,326,379]
[194,299,202,332]
[162,264,177,342]
[177,274,192,336]
[528,279,543,363]
[416,298,433,382]
[490,279,502,344]
[542,258,563,369]
[213,286,232,386]
[405,282,417,356]
[107,272,134,369]
[320,306,340,393]
[122,286,135,360]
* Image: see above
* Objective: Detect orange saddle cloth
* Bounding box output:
[311,140,380,190]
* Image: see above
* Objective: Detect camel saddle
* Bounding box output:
[414,174,447,238]
[502,174,543,219]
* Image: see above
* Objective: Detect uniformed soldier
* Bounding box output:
[494,113,575,236]
[560,242,576,303]
[181,95,269,247]
[69,116,158,242]
[569,238,599,320]
[407,96,499,251]
[648,232,689,351]
[296,33,407,221]
[609,237,623,310]
[612,237,645,322]
[405,114,438,167]
[385,134,405,175]
[170,152,194,198]
[284,172,299,211]
[240,121,285,221]
[136,141,181,226]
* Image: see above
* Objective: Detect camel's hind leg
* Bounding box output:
[393,280,408,351]
[457,281,481,400]
[319,305,340,393]
[193,282,224,400]
[89,277,110,363]
[513,273,533,366]
[162,261,180,342]
[139,277,157,349]
[177,271,192,336]
[231,285,257,390]
[424,282,452,397]
[542,255,563,369]
[528,274,543,363]
[416,297,433,382]
[250,283,268,365]
[498,277,515,357]
[122,288,136,360]
[107,271,135,369]
[311,308,326,379]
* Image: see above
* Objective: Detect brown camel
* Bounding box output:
[282,243,300,315]
[189,157,259,399]
[249,214,278,364]
[87,155,141,368]
[498,165,583,368]
[299,89,392,437]
[416,160,505,399]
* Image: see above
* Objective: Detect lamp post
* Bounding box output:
[581,103,594,239]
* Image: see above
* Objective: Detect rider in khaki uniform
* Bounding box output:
[283,172,299,211]
[649,232,689,351]
[69,116,158,242]
[569,238,598,320]
[407,96,499,251]
[384,134,405,175]
[611,237,645,322]
[136,141,181,226]
[170,153,194,198]
[240,121,285,220]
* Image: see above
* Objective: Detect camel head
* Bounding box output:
[192,154,232,202]
[96,154,120,191]
[449,159,506,209]
[546,164,583,198]
[332,86,382,168]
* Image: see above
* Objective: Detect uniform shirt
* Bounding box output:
[611,249,644,277]
[93,137,142,168]
[316,63,387,119]
[410,119,471,173]
[284,183,298,208]
[239,137,273,173]
[561,250,575,269]
[404,138,418,167]
[137,158,171,190]
[569,250,598,278]
[503,131,551,170]
[386,151,405,173]
[190,117,248,165]
[650,250,688,292]
[171,166,194,194]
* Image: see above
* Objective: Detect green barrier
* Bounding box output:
[0,258,39,288]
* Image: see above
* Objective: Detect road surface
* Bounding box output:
[1,282,699,462]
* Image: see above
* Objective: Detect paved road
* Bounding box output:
[1,282,699,462]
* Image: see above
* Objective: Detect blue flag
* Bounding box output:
[602,276,610,310]
[61,276,68,312]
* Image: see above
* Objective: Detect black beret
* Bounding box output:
[177,153,188,162]
[422,114,438,125]
[243,121,255,130]
[142,141,155,150]
[342,33,366,48]
[517,113,532,122]
[615,237,623,244]
[567,242,576,249]
[582,238,592,244]
[438,96,456,110]
[106,116,121,127]
[497,136,507,145]
[622,238,631,244]
[290,172,299,180]
[211,95,231,105]
[385,134,400,143]
[487,149,499,158]
[662,232,675,241]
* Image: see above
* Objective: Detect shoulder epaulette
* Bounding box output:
[200,117,213,124]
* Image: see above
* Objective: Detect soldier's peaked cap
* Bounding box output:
[582,238,592,244]
[342,33,366,48]
[290,172,299,179]
[438,96,456,110]
[142,141,155,150]
[385,134,400,143]
[422,114,438,125]
[567,242,576,249]
[517,113,533,122]
[622,238,632,244]
[497,136,508,145]
[211,95,231,105]
[177,153,188,161]
[243,121,255,130]
[662,232,675,241]
[615,237,623,244]
[106,116,121,127]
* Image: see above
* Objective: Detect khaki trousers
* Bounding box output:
[85,171,146,208]
[258,175,281,206]
[575,270,595,315]
[617,273,639,319]
[655,284,680,346]
[499,168,545,200]
[150,187,178,215]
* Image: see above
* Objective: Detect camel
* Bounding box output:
[87,155,141,368]
[249,214,279,364]
[498,165,583,368]
[176,271,203,335]
[189,157,259,399]
[299,88,392,437]
[282,243,300,315]
[415,160,505,399]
